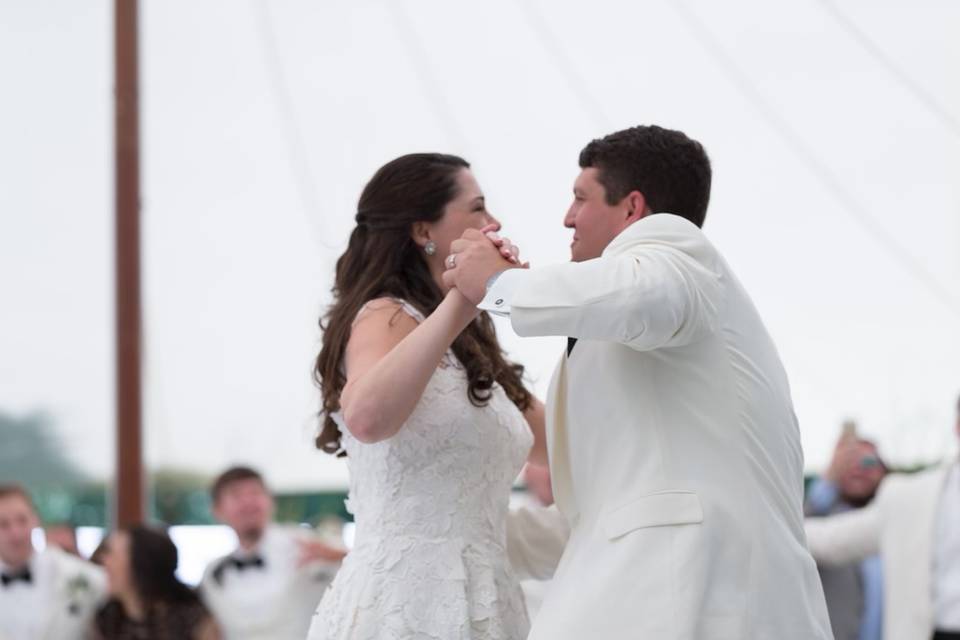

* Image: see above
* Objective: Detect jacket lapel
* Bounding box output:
[916,465,953,605]
[546,354,579,524]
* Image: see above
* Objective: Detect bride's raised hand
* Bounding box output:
[480,225,524,266]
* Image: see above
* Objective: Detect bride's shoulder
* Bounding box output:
[353,297,426,328]
[344,297,428,380]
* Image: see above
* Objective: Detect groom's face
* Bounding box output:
[564,168,632,262]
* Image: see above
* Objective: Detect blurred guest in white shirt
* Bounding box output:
[804,425,886,640]
[199,466,345,640]
[509,463,558,620]
[0,484,106,640]
[806,394,960,640]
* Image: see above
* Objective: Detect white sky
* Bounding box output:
[1,0,958,490]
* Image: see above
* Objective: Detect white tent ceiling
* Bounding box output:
[2,0,958,489]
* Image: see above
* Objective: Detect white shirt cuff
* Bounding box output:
[478,268,526,316]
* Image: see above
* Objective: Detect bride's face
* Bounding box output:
[422,169,500,289]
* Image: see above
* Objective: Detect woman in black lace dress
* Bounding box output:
[93,525,220,640]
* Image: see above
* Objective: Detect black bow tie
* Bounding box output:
[212,554,265,585]
[1,567,32,587]
[231,555,265,571]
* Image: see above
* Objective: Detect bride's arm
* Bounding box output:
[523,398,548,466]
[339,290,478,444]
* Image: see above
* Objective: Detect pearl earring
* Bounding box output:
[424,241,437,256]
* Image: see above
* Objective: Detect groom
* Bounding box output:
[443,125,833,639]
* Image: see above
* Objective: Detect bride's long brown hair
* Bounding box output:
[314,153,531,455]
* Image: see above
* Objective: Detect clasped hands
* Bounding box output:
[442,224,528,305]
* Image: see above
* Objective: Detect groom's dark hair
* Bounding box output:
[579,125,712,228]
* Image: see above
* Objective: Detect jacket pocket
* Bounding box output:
[601,490,704,540]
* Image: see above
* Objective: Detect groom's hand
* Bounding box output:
[442,228,517,305]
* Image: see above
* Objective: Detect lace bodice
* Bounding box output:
[309,299,533,640]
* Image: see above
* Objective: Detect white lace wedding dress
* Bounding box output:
[308,300,533,640]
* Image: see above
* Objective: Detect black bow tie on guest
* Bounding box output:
[212,554,265,585]
[230,555,265,571]
[1,567,32,587]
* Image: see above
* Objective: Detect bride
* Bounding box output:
[308,153,546,640]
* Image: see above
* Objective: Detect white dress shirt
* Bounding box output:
[934,462,960,630]
[0,548,106,640]
[200,525,340,640]
[0,554,44,640]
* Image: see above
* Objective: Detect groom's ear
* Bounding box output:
[624,191,650,224]
[410,221,431,248]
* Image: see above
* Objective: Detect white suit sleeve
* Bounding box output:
[506,504,570,580]
[486,245,723,352]
[804,502,882,567]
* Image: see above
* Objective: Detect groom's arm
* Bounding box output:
[479,244,723,352]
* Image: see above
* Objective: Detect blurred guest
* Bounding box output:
[522,462,554,508]
[94,525,219,640]
[507,464,569,614]
[200,466,345,640]
[805,425,887,640]
[44,523,79,557]
[0,484,106,640]
[511,463,556,620]
[806,394,960,640]
[90,538,109,566]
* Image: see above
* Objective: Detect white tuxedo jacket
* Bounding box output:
[0,547,106,640]
[487,214,831,639]
[805,465,953,640]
